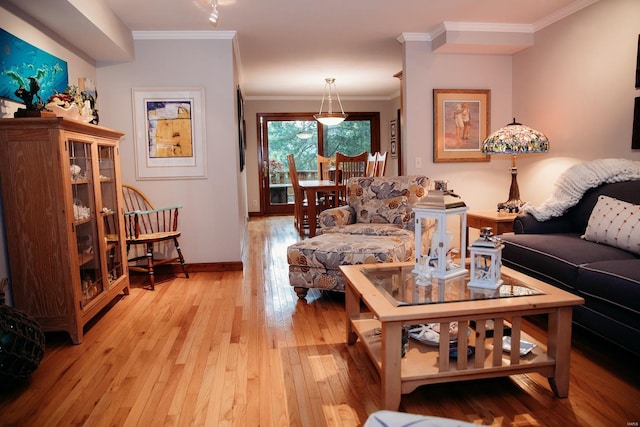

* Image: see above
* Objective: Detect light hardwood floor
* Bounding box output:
[1,216,639,426]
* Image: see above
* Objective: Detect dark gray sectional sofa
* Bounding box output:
[500,179,640,356]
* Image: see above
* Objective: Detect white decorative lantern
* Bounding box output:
[413,181,468,280]
[468,227,505,289]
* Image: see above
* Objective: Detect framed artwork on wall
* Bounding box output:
[433,89,490,163]
[635,34,640,89]
[132,87,207,180]
[237,85,246,171]
[0,28,68,105]
[633,97,640,149]
[390,119,397,158]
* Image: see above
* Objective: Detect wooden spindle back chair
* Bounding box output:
[375,151,388,176]
[317,155,334,180]
[366,152,378,177]
[287,154,319,236]
[335,152,368,183]
[334,151,368,205]
[122,185,189,290]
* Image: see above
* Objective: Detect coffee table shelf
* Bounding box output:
[341,262,584,410]
[351,317,554,384]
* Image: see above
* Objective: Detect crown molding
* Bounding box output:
[397,33,432,43]
[245,95,395,102]
[443,21,534,34]
[533,0,599,31]
[399,0,599,46]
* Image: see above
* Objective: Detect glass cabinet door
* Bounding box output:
[97,145,125,288]
[69,140,103,304]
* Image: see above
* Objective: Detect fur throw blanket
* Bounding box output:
[522,158,640,221]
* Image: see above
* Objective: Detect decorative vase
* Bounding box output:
[0,304,46,389]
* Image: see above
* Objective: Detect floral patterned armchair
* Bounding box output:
[318,175,429,232]
[287,176,429,299]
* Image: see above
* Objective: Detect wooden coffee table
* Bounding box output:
[340,262,584,410]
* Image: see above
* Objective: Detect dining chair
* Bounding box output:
[335,152,368,183]
[366,152,378,177]
[375,151,388,176]
[122,185,189,290]
[317,154,337,207]
[317,155,334,180]
[334,151,368,204]
[287,154,321,236]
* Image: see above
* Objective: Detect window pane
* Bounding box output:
[267,120,318,173]
[324,120,371,157]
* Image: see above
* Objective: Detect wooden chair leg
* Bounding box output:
[145,242,155,291]
[173,238,189,278]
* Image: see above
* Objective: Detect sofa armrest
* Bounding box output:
[513,212,575,234]
[319,206,355,228]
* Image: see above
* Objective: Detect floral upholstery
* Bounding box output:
[319,175,429,231]
[320,223,413,237]
[287,233,414,294]
[288,176,429,299]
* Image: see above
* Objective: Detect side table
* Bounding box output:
[467,210,517,234]
[466,210,518,247]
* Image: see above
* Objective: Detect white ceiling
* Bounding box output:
[7,0,596,99]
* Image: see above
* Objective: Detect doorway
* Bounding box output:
[258,112,380,214]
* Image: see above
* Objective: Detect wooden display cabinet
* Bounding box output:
[0,118,129,344]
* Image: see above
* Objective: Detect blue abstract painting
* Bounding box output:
[0,28,68,105]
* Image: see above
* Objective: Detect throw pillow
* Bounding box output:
[356,196,409,225]
[582,195,640,254]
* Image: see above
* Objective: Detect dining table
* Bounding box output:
[298,179,346,237]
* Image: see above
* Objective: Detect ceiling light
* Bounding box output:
[209,0,219,25]
[314,78,348,126]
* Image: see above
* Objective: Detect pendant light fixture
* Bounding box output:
[314,78,348,126]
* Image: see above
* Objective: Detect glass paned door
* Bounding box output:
[258,113,380,214]
[323,120,372,157]
[69,140,104,305]
[97,145,125,288]
[262,117,319,214]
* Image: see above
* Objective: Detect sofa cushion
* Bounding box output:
[287,232,413,270]
[577,259,640,313]
[501,233,638,292]
[320,222,413,237]
[318,205,356,228]
[582,195,640,255]
[344,175,429,231]
[566,179,640,233]
[354,195,409,225]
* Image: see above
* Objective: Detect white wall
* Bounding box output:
[402,41,514,211]
[97,38,244,264]
[401,0,640,211]
[243,98,399,213]
[511,0,640,206]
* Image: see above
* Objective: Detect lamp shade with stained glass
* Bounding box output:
[481,118,549,212]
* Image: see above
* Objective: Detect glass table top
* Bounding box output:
[361,264,544,307]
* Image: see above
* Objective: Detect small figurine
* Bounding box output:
[70,164,82,180]
[14,77,44,110]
